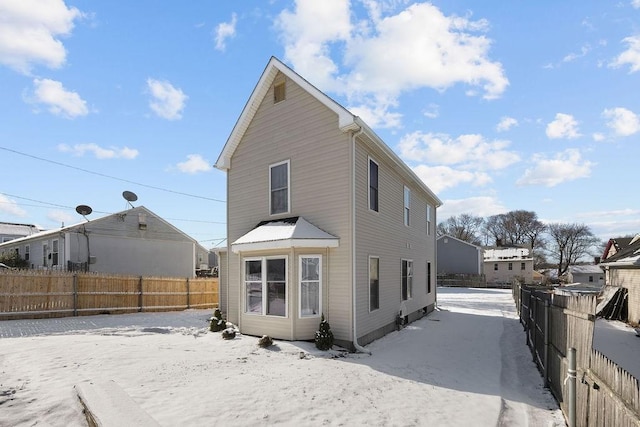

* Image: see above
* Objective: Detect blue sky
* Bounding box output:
[1,0,639,249]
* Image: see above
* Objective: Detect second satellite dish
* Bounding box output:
[123,190,138,208]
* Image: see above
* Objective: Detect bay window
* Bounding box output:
[299,256,321,317]
[244,257,287,316]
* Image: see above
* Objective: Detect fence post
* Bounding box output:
[73,274,78,317]
[544,299,549,388]
[568,347,576,427]
[138,276,143,312]
[186,277,190,309]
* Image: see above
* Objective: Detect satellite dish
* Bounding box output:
[122,190,138,208]
[75,205,93,221]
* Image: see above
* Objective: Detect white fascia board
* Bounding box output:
[231,238,339,254]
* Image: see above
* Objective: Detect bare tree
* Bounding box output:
[437,214,484,245]
[547,223,601,278]
[484,210,546,250]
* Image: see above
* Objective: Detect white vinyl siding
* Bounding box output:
[269,160,290,215]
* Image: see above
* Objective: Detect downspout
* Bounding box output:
[351,125,371,354]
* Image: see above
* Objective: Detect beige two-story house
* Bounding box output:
[215,57,442,350]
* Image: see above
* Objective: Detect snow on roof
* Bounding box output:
[231,217,339,253]
[0,222,40,237]
[569,265,603,274]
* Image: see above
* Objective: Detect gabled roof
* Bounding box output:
[437,234,482,249]
[0,206,202,248]
[568,265,603,275]
[214,56,441,207]
[600,234,640,267]
[231,216,339,253]
[601,236,634,261]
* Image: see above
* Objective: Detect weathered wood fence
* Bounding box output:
[437,273,487,288]
[514,283,640,426]
[0,270,218,320]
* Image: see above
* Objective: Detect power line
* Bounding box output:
[0,192,226,225]
[0,146,226,203]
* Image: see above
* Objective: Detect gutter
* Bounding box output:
[351,125,371,355]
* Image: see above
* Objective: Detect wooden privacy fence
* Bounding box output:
[0,270,219,320]
[514,283,640,426]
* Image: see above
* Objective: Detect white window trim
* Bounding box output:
[368,157,379,213]
[25,244,30,261]
[243,256,289,318]
[269,159,291,216]
[299,255,322,318]
[369,256,380,312]
[401,258,413,301]
[404,186,411,226]
[426,204,432,235]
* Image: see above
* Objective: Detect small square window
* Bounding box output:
[274,82,286,103]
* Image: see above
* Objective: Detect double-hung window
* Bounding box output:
[508,262,513,271]
[426,204,432,235]
[369,257,379,311]
[52,239,59,266]
[403,186,410,226]
[24,245,29,261]
[42,243,48,267]
[270,160,290,215]
[300,256,321,317]
[244,257,287,317]
[402,259,413,301]
[521,262,526,271]
[369,158,379,212]
[427,261,432,293]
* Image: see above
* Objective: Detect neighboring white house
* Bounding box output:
[0,206,208,278]
[483,245,534,285]
[0,222,41,243]
[215,57,442,350]
[566,265,604,286]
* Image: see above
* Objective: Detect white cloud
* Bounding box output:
[516,149,593,187]
[562,44,591,63]
[603,107,640,136]
[398,132,520,171]
[546,113,581,139]
[496,116,518,132]
[438,196,507,220]
[176,154,212,174]
[57,143,139,159]
[0,194,27,217]
[610,35,640,73]
[0,0,82,74]
[276,1,508,128]
[214,13,237,52]
[29,78,88,118]
[146,78,188,120]
[592,133,605,142]
[46,209,74,226]
[633,0,640,9]
[422,103,439,119]
[412,165,491,194]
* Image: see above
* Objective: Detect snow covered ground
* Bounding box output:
[593,317,640,380]
[0,287,564,426]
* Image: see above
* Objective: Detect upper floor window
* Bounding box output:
[521,262,526,271]
[369,158,379,212]
[426,204,432,235]
[270,160,290,215]
[403,186,411,226]
[508,262,513,271]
